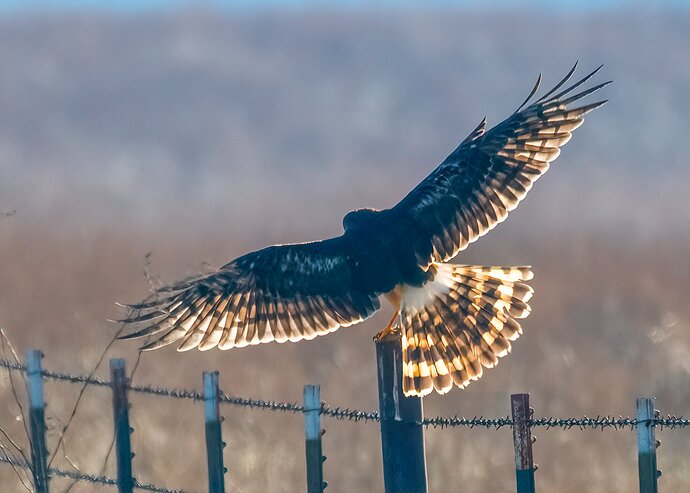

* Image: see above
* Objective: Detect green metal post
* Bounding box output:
[110,358,134,493]
[511,393,536,493]
[27,350,49,493]
[637,397,660,493]
[204,371,226,493]
[304,385,326,493]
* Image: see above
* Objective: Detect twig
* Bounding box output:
[0,426,29,464]
[0,447,32,492]
[47,323,126,471]
[63,253,155,493]
[143,251,164,294]
[45,416,80,472]
[85,345,148,493]
[0,329,31,458]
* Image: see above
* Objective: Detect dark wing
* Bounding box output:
[391,63,610,269]
[118,237,381,351]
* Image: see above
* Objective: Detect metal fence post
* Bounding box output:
[637,397,660,493]
[27,349,49,493]
[110,358,134,493]
[203,371,226,493]
[304,385,326,493]
[375,336,427,493]
[511,393,536,493]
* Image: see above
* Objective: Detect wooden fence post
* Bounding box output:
[637,397,659,493]
[27,349,49,493]
[203,371,226,493]
[375,336,427,493]
[110,358,134,493]
[511,393,536,493]
[304,385,326,493]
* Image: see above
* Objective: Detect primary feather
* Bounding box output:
[119,64,608,396]
[119,239,381,351]
[392,63,609,269]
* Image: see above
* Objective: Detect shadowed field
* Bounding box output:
[0,6,688,493]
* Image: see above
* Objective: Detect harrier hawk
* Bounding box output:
[119,64,608,397]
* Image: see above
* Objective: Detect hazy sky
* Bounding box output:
[0,0,686,13]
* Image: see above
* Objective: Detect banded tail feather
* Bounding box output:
[398,263,534,397]
[116,65,607,400]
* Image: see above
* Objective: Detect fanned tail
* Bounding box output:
[399,263,534,397]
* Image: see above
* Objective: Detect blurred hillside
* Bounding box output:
[0,6,688,493]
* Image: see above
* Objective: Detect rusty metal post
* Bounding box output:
[27,350,49,493]
[203,371,226,493]
[110,358,134,493]
[376,336,427,493]
[637,397,660,493]
[304,385,326,493]
[511,393,536,493]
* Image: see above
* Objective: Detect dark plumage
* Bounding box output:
[119,63,609,397]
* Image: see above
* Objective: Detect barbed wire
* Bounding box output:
[0,455,193,493]
[321,406,380,422]
[1,357,689,430]
[420,415,690,430]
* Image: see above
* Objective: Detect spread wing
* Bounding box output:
[391,63,610,269]
[118,237,381,351]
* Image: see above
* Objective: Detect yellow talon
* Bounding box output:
[373,311,401,342]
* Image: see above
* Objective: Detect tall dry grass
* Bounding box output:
[0,6,688,492]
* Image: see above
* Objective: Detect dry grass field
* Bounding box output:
[0,5,687,493]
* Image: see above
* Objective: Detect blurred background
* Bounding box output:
[0,1,687,492]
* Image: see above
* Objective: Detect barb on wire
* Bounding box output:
[0,329,32,491]
[0,447,32,492]
[321,405,380,423]
[1,357,689,431]
[219,392,303,413]
[47,321,128,470]
[0,455,194,493]
[422,416,513,429]
[529,416,690,430]
[89,346,150,493]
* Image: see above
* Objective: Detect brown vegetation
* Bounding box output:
[0,6,687,493]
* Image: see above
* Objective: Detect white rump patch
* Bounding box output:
[399,264,455,314]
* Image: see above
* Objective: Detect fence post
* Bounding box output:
[203,371,226,493]
[27,349,49,493]
[637,397,659,493]
[110,358,134,493]
[304,385,326,493]
[375,336,427,493]
[511,393,536,493]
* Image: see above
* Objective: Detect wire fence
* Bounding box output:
[1,351,688,493]
[1,357,687,429]
[0,455,186,493]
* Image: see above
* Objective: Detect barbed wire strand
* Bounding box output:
[1,357,688,430]
[0,455,194,493]
[63,339,152,493]
[0,330,31,459]
[0,446,32,492]
[47,322,126,471]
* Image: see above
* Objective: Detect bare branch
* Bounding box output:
[0,426,29,464]
[0,329,30,458]
[47,323,125,471]
[58,253,154,493]
[0,440,32,491]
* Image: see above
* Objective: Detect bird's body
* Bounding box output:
[343,208,433,291]
[120,64,609,397]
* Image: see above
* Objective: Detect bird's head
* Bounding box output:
[343,208,378,231]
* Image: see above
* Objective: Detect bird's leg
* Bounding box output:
[373,311,401,342]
